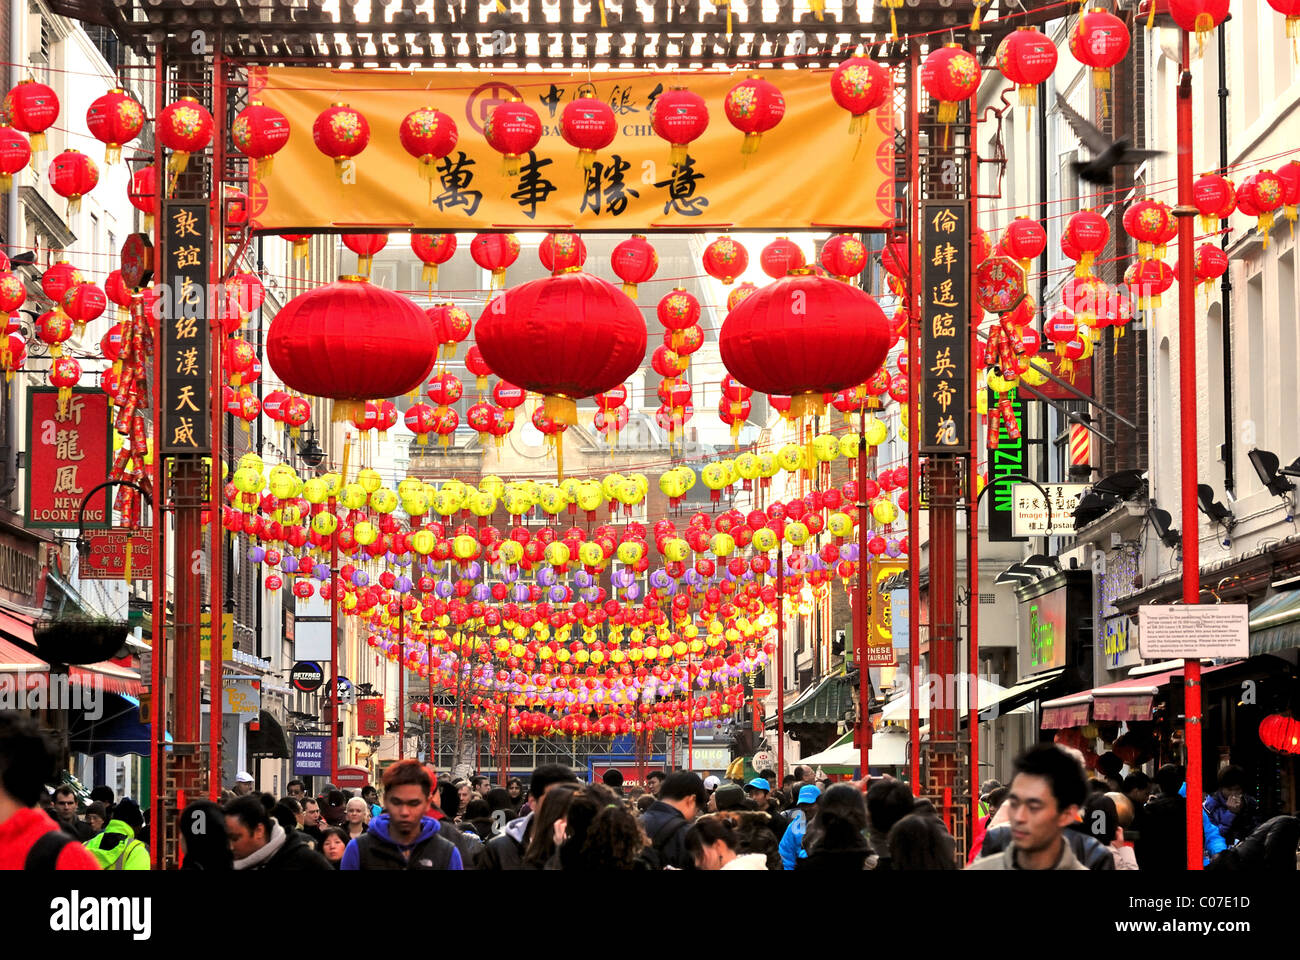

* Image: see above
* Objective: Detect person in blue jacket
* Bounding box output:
[1178,783,1228,866]
[778,784,821,870]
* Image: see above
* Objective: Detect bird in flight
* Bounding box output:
[1056,95,1164,186]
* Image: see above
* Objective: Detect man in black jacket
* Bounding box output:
[639,771,707,869]
[1133,763,1187,872]
[342,760,461,869]
[225,796,331,870]
[51,786,93,841]
[477,764,578,870]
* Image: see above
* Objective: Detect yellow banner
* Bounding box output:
[247,68,895,232]
[868,559,906,666]
[200,611,234,662]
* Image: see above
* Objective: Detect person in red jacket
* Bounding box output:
[0,715,101,870]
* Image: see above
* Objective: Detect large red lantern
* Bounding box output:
[1193,171,1235,232]
[484,98,542,176]
[921,44,981,126]
[559,93,617,170]
[312,103,370,180]
[1241,170,1285,245]
[719,270,890,417]
[820,234,867,281]
[999,216,1047,273]
[703,236,749,284]
[760,237,806,279]
[996,27,1058,107]
[158,97,214,190]
[85,88,145,165]
[47,149,98,217]
[399,106,458,183]
[650,87,709,167]
[829,57,891,136]
[611,235,658,299]
[1124,259,1175,309]
[62,283,106,337]
[342,233,388,276]
[233,100,291,178]
[411,232,456,287]
[1123,198,1174,261]
[265,275,437,423]
[427,302,473,359]
[5,79,58,155]
[1069,9,1130,92]
[475,272,647,426]
[1167,0,1229,49]
[470,233,521,289]
[723,75,785,157]
[1258,713,1300,754]
[539,233,587,274]
[0,127,29,191]
[1065,209,1110,277]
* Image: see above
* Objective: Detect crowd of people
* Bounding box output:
[2,713,1297,870]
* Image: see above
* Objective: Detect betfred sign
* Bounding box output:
[290,661,325,693]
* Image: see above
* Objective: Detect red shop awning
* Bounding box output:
[1040,691,1092,729]
[1089,662,1236,722]
[0,635,47,674]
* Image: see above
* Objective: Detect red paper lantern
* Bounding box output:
[233,100,291,178]
[0,126,30,191]
[610,235,658,299]
[1193,172,1235,231]
[921,44,981,125]
[1167,0,1229,48]
[1123,198,1174,261]
[703,236,749,284]
[158,97,214,189]
[128,164,158,232]
[85,88,144,165]
[47,149,98,217]
[720,271,890,417]
[399,106,458,182]
[1069,9,1131,91]
[1191,243,1228,295]
[48,355,80,414]
[411,232,456,287]
[313,102,369,180]
[1268,0,1300,39]
[559,93,617,170]
[476,272,647,426]
[425,371,464,407]
[470,233,521,289]
[35,309,72,356]
[224,271,265,329]
[999,216,1047,273]
[829,57,892,135]
[262,389,288,425]
[1241,170,1286,245]
[1258,713,1300,754]
[5,79,58,155]
[61,283,106,336]
[724,75,785,156]
[1065,209,1110,277]
[0,271,26,326]
[427,302,473,359]
[1062,275,1111,325]
[1,332,25,378]
[539,233,587,274]
[265,275,437,424]
[342,232,388,276]
[42,261,83,308]
[760,237,806,279]
[727,282,758,312]
[1276,160,1300,224]
[1124,259,1175,309]
[650,87,709,167]
[819,234,867,281]
[996,27,1058,106]
[484,98,542,177]
[493,381,526,424]
[283,396,311,436]
[464,346,494,393]
[376,399,399,439]
[281,233,311,263]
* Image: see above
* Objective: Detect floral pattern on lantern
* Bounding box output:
[85,88,144,165]
[724,75,785,157]
[703,236,749,284]
[312,103,370,180]
[233,100,291,178]
[921,44,981,126]
[611,235,658,299]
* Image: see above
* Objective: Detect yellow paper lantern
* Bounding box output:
[776,444,804,472]
[617,541,644,565]
[357,467,383,494]
[663,538,690,562]
[576,480,605,513]
[828,512,854,538]
[872,499,898,525]
[751,528,778,552]
[784,521,810,546]
[469,490,497,517]
[232,467,262,495]
[340,482,368,510]
[452,534,480,560]
[370,488,398,514]
[710,532,736,557]
[544,541,571,567]
[311,512,338,536]
[354,521,378,546]
[578,542,604,566]
[496,540,523,565]
[410,530,436,555]
[812,435,839,462]
[479,475,505,500]
[238,452,265,476]
[863,415,889,447]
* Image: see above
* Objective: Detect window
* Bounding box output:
[1246,272,1265,491]
[1207,303,1225,483]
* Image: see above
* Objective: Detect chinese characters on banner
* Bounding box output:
[24,388,111,529]
[1010,482,1091,537]
[80,529,153,580]
[920,202,970,453]
[161,203,210,455]
[356,697,385,737]
[867,560,908,666]
[987,386,1027,542]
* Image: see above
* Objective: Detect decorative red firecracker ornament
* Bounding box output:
[1191,243,1228,295]
[921,44,981,126]
[1123,198,1174,261]
[0,126,30,190]
[61,283,106,337]
[724,75,785,157]
[1124,259,1175,309]
[5,79,58,156]
[651,87,709,168]
[1241,170,1286,246]
[399,106,458,183]
[1193,171,1235,232]
[760,237,806,279]
[342,232,388,276]
[476,271,647,427]
[265,275,437,424]
[410,232,456,289]
[233,100,291,178]
[996,27,1059,108]
[559,93,617,171]
[703,236,749,284]
[998,216,1047,273]
[85,88,144,165]
[0,271,25,328]
[470,232,521,289]
[1070,8,1131,94]
[425,371,464,408]
[484,98,542,177]
[49,355,80,414]
[829,57,891,136]
[158,97,214,192]
[1276,160,1300,226]
[427,302,473,359]
[464,345,494,393]
[727,282,758,312]
[820,234,867,281]
[611,235,658,299]
[47,149,98,217]
[720,270,890,417]
[493,380,526,425]
[1065,209,1110,277]
[974,255,1028,315]
[1167,0,1230,51]
[539,232,587,274]
[313,103,369,180]
[1258,713,1300,754]
[128,164,158,232]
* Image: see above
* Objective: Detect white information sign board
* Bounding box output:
[1137,604,1249,660]
[1011,483,1091,537]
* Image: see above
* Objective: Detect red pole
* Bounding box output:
[328,516,339,783]
[906,41,923,791]
[1175,29,1203,871]
[207,43,225,801]
[776,543,785,788]
[967,98,981,835]
[687,652,694,771]
[857,405,871,777]
[148,51,165,869]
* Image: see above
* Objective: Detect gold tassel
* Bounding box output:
[971,0,983,30]
[30,132,46,155]
[123,539,132,584]
[670,143,687,168]
[556,432,564,483]
[105,144,120,165]
[502,154,522,177]
[258,154,274,179]
[492,267,506,290]
[423,262,438,286]
[332,399,366,424]
[0,172,9,191]
[622,282,638,298]
[598,0,607,26]
[67,197,81,218]
[544,395,578,425]
[1147,0,1156,29]
[742,132,760,156]
[809,0,823,18]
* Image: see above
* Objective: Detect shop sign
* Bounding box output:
[24,388,111,529]
[159,202,211,455]
[1019,586,1068,671]
[1011,482,1090,537]
[1137,604,1248,659]
[920,201,969,453]
[293,735,329,776]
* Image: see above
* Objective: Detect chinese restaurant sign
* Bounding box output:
[920,202,970,453]
[356,697,384,737]
[81,529,153,580]
[160,202,210,455]
[25,388,112,529]
[248,68,895,231]
[867,559,908,666]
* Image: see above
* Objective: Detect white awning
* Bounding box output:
[801,728,910,770]
[879,676,1014,722]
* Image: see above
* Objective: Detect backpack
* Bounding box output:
[25,831,74,870]
[642,815,690,870]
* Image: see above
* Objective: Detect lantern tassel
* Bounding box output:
[423,262,438,287]
[123,539,132,584]
[622,282,638,298]
[0,172,9,192]
[545,395,578,426]
[293,237,309,260]
[332,399,367,424]
[491,267,506,290]
[258,154,274,179]
[67,197,81,218]
[598,0,607,26]
[105,143,120,166]
[502,154,522,177]
[670,144,687,168]
[742,132,761,156]
[970,0,983,30]
[1146,0,1156,29]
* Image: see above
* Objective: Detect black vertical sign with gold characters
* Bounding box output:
[920,201,969,454]
[160,203,209,455]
